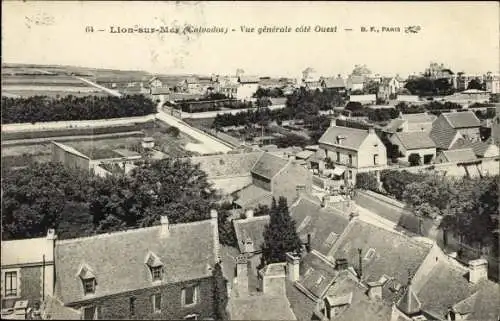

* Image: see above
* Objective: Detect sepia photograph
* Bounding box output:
[1,1,499,320]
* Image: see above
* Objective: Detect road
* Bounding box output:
[155,99,233,154]
[75,76,123,97]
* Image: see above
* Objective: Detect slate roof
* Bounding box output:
[439,148,477,163]
[430,126,461,150]
[394,132,436,150]
[229,294,297,320]
[298,251,338,299]
[327,220,433,286]
[52,141,89,159]
[54,219,216,304]
[318,126,370,151]
[401,113,437,124]
[42,296,81,320]
[322,77,346,88]
[233,215,270,253]
[1,237,54,266]
[416,260,500,319]
[290,197,350,256]
[251,152,289,180]
[442,111,481,129]
[188,152,263,178]
[234,184,273,209]
[397,285,422,315]
[451,138,499,157]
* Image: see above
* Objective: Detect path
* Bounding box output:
[75,76,123,97]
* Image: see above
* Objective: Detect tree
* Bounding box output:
[380,170,428,200]
[216,202,237,247]
[212,262,229,320]
[166,126,180,138]
[254,204,270,217]
[351,64,372,76]
[345,101,363,111]
[467,78,483,90]
[408,153,421,166]
[275,133,309,148]
[355,172,379,191]
[261,197,302,264]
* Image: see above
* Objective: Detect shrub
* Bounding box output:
[166,126,180,138]
[355,172,379,191]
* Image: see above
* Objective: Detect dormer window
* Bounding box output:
[83,279,96,295]
[78,265,96,296]
[145,252,164,282]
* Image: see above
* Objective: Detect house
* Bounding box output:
[384,113,437,133]
[148,76,180,91]
[321,77,346,93]
[233,152,312,210]
[389,132,437,164]
[451,138,499,158]
[318,125,387,184]
[491,106,500,144]
[49,212,220,320]
[237,76,260,100]
[348,94,376,105]
[430,111,481,150]
[346,76,365,92]
[435,148,478,164]
[483,72,500,94]
[1,231,56,318]
[233,212,270,255]
[377,77,402,100]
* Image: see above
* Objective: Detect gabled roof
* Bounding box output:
[1,236,54,266]
[430,126,461,150]
[42,296,81,320]
[401,113,437,124]
[322,77,346,88]
[318,126,370,151]
[251,152,289,180]
[297,251,338,299]
[290,197,350,256]
[233,215,270,253]
[442,111,481,129]
[451,138,499,157]
[234,184,273,209]
[439,148,477,163]
[394,132,436,150]
[328,220,433,286]
[397,285,422,315]
[55,219,216,304]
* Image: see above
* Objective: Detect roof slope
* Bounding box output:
[189,152,262,178]
[328,220,433,285]
[234,184,273,209]
[430,126,461,150]
[229,294,297,320]
[298,251,338,299]
[394,132,436,150]
[233,215,270,253]
[451,138,499,157]
[439,148,477,163]
[401,113,437,124]
[322,77,346,88]
[251,152,289,180]
[318,126,370,150]
[442,111,481,128]
[55,219,216,304]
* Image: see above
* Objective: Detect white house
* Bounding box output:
[237,76,260,100]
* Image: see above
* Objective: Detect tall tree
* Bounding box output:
[261,197,302,264]
[212,262,229,320]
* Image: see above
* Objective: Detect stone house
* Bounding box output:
[388,132,437,164]
[430,111,481,151]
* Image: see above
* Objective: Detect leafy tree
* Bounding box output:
[351,64,372,76]
[216,202,237,247]
[212,262,229,320]
[467,78,483,90]
[261,197,302,264]
[408,153,422,166]
[275,133,309,148]
[166,126,180,138]
[355,172,379,191]
[254,204,270,217]
[380,170,428,200]
[345,101,363,111]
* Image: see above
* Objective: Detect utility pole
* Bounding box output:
[358,248,363,280]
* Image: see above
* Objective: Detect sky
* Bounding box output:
[2,1,499,78]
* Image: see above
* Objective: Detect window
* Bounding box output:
[4,271,18,297]
[364,248,376,261]
[324,232,338,247]
[151,266,163,282]
[336,152,340,162]
[151,293,162,313]
[348,170,353,180]
[373,154,379,165]
[83,306,98,320]
[182,285,198,307]
[316,275,325,286]
[83,278,95,295]
[129,297,136,316]
[348,154,352,166]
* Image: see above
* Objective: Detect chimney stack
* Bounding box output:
[368,126,375,134]
[286,252,301,282]
[296,185,306,199]
[235,255,249,297]
[367,280,383,300]
[160,216,170,238]
[245,209,254,219]
[468,259,488,283]
[358,248,363,280]
[46,229,57,241]
[210,209,220,263]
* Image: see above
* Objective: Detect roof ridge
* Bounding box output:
[234,215,270,224]
[56,219,213,245]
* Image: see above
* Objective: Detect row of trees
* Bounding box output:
[253,87,285,98]
[1,94,156,124]
[2,159,220,241]
[344,102,400,122]
[404,77,455,96]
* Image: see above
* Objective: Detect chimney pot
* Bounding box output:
[160,216,169,225]
[245,209,254,219]
[468,258,488,283]
[46,229,57,241]
[286,252,301,282]
[160,216,170,238]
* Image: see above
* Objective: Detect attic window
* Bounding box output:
[364,248,376,261]
[78,265,96,295]
[297,216,311,232]
[83,279,96,295]
[145,252,164,282]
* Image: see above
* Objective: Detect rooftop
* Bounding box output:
[439,148,477,163]
[251,152,289,180]
[394,132,436,150]
[442,111,481,129]
[318,126,371,151]
[234,184,273,209]
[322,77,346,88]
[238,76,260,84]
[229,291,297,320]
[401,113,437,124]
[188,152,263,178]
[233,215,270,253]
[298,251,338,299]
[451,138,499,157]
[430,126,461,150]
[54,218,216,304]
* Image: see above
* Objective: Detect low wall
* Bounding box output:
[1,114,156,133]
[354,189,434,235]
[388,157,499,177]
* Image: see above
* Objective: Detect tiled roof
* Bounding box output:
[464,281,500,321]
[234,184,273,209]
[290,197,350,256]
[298,251,338,299]
[442,111,481,129]
[318,126,370,151]
[188,152,263,178]
[439,148,477,163]
[401,113,437,124]
[430,126,461,150]
[328,220,433,285]
[1,237,54,266]
[394,132,436,150]
[285,280,317,321]
[451,138,499,157]
[229,294,297,320]
[55,219,216,304]
[251,152,289,180]
[233,215,270,253]
[322,77,346,88]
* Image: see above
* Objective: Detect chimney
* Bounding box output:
[160,215,170,238]
[468,259,488,283]
[245,209,254,219]
[235,255,249,297]
[367,280,383,300]
[296,185,306,199]
[210,209,220,263]
[335,258,348,271]
[46,229,57,241]
[368,126,375,134]
[307,233,312,252]
[286,252,301,282]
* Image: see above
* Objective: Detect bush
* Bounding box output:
[166,126,180,138]
[355,172,379,191]
[380,170,428,200]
